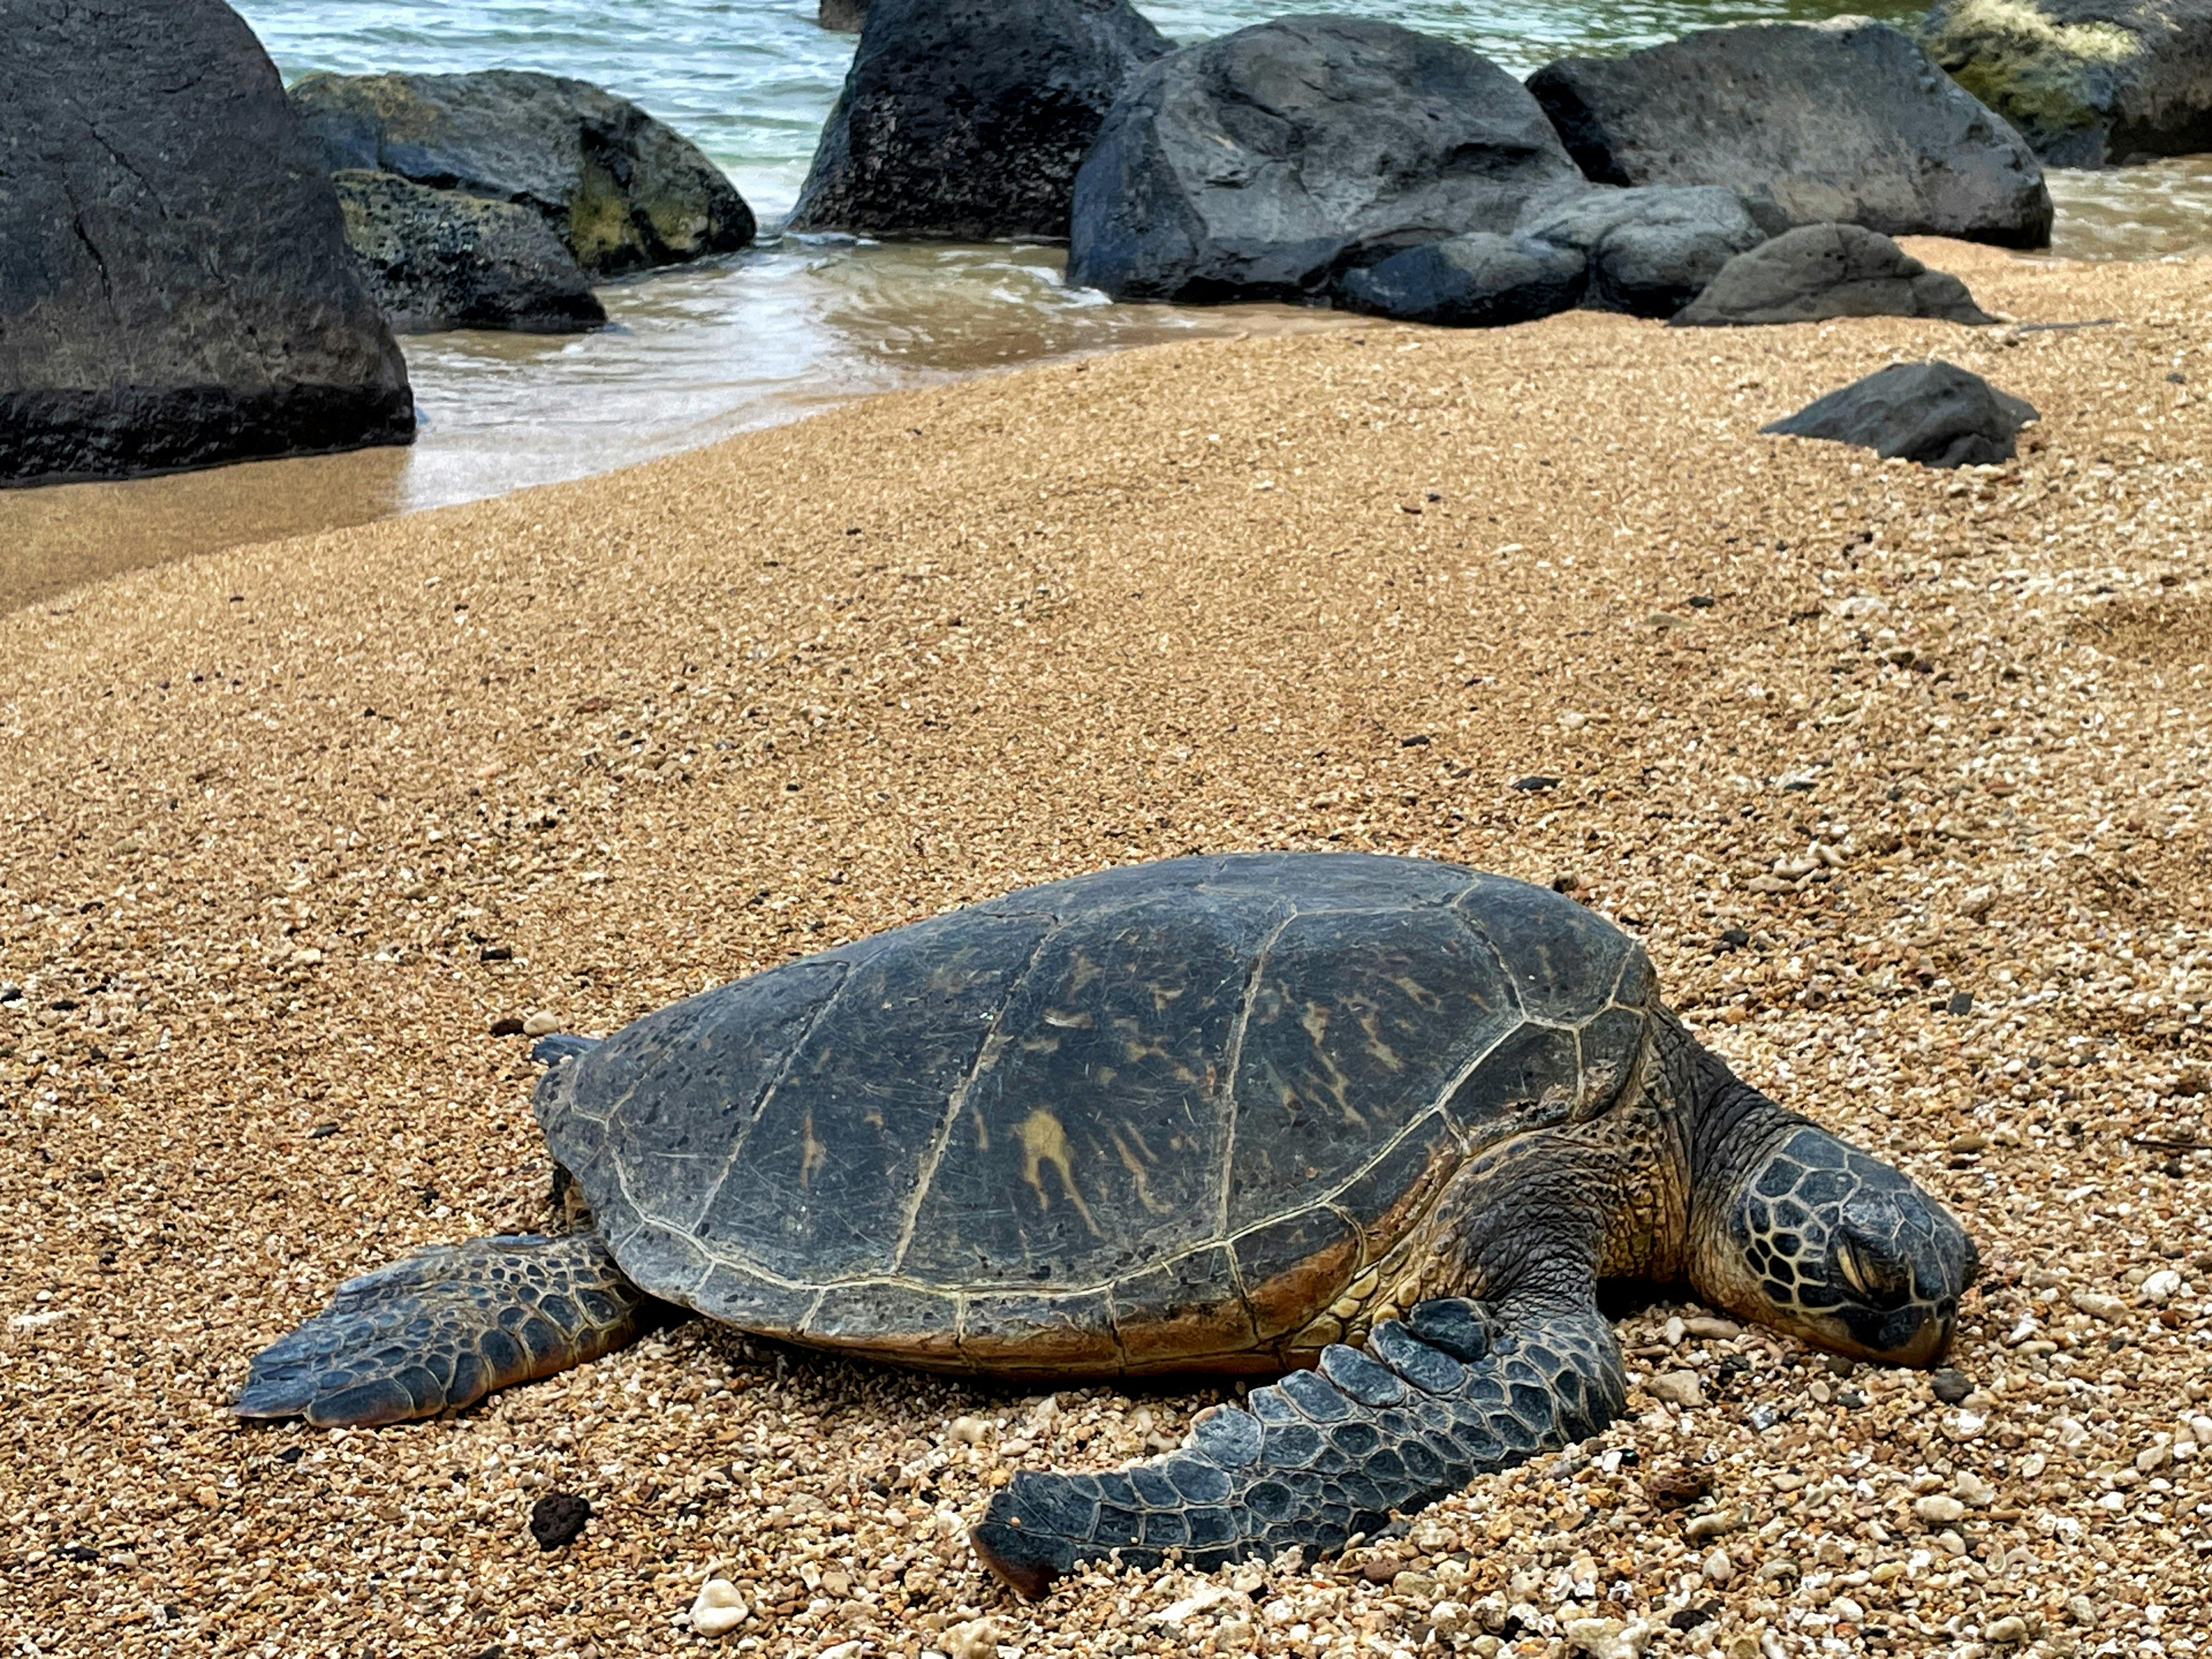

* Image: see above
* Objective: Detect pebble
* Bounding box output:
[1683,1316,1741,1340]
[520,1009,562,1037]
[527,1491,590,1550]
[689,1580,749,1637]
[1912,1494,1967,1526]
[2070,1289,2128,1321]
[1648,1371,1703,1407]
[2141,1268,2182,1303]
[1701,1548,1734,1586]
[946,1415,988,1445]
[1985,1615,2028,1644]
[1929,1367,1974,1404]
[944,1618,1000,1659]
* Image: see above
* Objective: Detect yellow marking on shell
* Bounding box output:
[1299,1000,1365,1127]
[1329,1294,1363,1321]
[1388,973,1442,1012]
[1357,1006,1403,1072]
[1107,1126,1169,1216]
[799,1108,827,1189]
[1017,1108,1098,1234]
[1346,1268,1381,1301]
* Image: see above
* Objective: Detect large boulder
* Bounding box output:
[1518,186,1765,318]
[334,171,606,335]
[1918,0,2212,166]
[291,70,754,277]
[1526,20,2053,248]
[1069,18,1588,303]
[0,0,411,486]
[1763,360,2037,466]
[787,0,1170,240]
[1333,235,1587,328]
[1673,224,1994,327]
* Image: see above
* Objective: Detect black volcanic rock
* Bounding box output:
[1333,235,1587,328]
[788,0,1169,240]
[1518,185,1766,317]
[0,0,413,486]
[1069,18,1585,303]
[1527,20,2052,247]
[334,171,606,334]
[292,70,754,277]
[1673,223,1994,326]
[1762,360,2038,466]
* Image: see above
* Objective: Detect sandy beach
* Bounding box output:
[5,240,2209,1657]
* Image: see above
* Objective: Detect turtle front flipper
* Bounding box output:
[233,1233,648,1427]
[970,1291,1625,1598]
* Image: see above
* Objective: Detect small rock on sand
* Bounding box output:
[689,1578,749,1635]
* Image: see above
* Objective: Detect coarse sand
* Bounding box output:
[4,240,2210,1659]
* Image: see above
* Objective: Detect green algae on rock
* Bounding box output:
[1918,0,2212,166]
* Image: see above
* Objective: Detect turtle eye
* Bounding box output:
[1835,1236,1870,1299]
[1833,1234,1910,1308]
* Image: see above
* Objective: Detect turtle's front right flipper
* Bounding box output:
[970,1293,1624,1598]
[233,1233,647,1427]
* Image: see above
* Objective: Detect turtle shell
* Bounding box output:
[535,853,1655,1374]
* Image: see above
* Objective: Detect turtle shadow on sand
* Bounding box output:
[234,853,1977,1597]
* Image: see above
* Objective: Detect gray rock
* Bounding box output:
[788,0,1168,240]
[1519,186,1765,318]
[1069,18,1587,303]
[333,171,606,335]
[1762,360,2038,467]
[1526,20,2052,247]
[1333,235,1587,328]
[819,0,867,31]
[1919,0,2212,166]
[291,70,754,277]
[0,0,411,486]
[1673,223,1994,326]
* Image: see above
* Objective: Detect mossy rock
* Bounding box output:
[291,69,753,276]
[1918,0,2212,165]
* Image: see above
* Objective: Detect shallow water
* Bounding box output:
[5,0,2206,607]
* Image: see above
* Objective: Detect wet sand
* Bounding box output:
[6,240,2210,1657]
[0,244,1358,613]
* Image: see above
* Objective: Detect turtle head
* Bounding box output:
[1696,1124,1977,1367]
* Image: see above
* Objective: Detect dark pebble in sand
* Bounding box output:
[529,1491,592,1550]
[489,1015,526,1036]
[1930,1368,1973,1404]
[1513,775,1561,792]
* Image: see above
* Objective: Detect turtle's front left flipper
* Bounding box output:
[971,1292,1625,1598]
[233,1233,648,1427]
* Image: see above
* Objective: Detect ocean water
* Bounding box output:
[235,0,1934,217]
[7,1,2205,605]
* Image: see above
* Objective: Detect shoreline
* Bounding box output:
[3,224,2200,619]
[7,241,2209,1657]
[0,250,1363,616]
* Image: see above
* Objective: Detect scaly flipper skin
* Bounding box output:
[233,1233,647,1427]
[970,1291,1625,1598]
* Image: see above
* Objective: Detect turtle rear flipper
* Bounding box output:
[233,1233,647,1427]
[971,1289,1626,1596]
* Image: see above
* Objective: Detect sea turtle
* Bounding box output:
[236,853,1976,1595]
